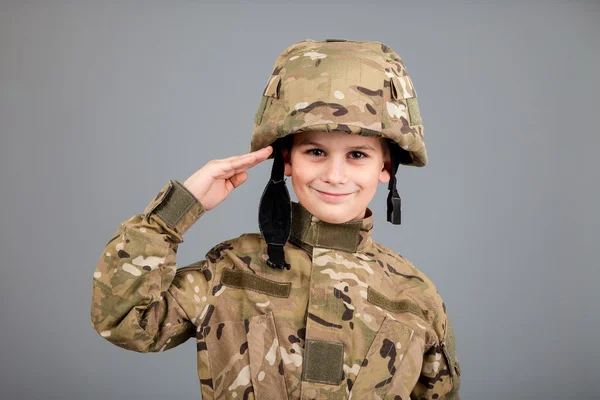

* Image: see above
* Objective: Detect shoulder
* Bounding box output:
[369,240,442,293]
[204,232,268,264]
[174,232,267,283]
[367,239,446,332]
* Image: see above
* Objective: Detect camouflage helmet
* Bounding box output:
[252,38,426,270]
[250,38,427,165]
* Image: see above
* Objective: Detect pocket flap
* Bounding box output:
[390,75,416,100]
[350,317,415,397]
[221,268,291,298]
[367,286,427,319]
[264,74,281,98]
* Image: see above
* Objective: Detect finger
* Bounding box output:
[219,146,273,163]
[229,171,248,188]
[230,147,272,165]
[229,156,260,171]
[233,154,270,172]
[229,148,272,169]
[210,147,273,178]
[258,145,273,156]
[209,157,257,179]
[234,146,273,166]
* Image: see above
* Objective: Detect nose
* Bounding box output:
[322,156,348,185]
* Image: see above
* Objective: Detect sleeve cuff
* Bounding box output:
[143,180,206,238]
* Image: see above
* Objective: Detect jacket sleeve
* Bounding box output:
[90,179,213,353]
[410,303,461,399]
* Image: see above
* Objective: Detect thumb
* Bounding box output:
[229,171,248,188]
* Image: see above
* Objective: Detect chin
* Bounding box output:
[295,187,367,224]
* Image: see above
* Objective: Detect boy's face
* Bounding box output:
[282,131,391,224]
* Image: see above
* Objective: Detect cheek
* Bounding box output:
[355,165,381,185]
[289,167,307,187]
[291,158,318,182]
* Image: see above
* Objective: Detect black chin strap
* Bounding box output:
[387,144,402,225]
[258,140,291,270]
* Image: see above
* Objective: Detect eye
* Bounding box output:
[349,151,368,160]
[306,148,325,157]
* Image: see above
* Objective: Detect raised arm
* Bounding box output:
[90,179,208,352]
[90,146,273,353]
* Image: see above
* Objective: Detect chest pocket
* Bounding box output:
[202,311,288,399]
[350,316,415,399]
[221,268,291,298]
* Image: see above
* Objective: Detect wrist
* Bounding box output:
[144,180,206,237]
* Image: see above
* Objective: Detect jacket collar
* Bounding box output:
[289,201,374,254]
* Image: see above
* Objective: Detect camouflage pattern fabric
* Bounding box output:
[251,38,427,167]
[91,180,461,399]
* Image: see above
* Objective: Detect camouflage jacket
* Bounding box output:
[91,179,461,400]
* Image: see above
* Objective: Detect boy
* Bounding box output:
[91,39,461,399]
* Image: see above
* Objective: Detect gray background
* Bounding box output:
[1,1,598,399]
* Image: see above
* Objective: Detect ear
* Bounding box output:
[282,146,292,177]
[379,160,391,183]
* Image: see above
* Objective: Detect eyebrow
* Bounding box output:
[296,140,377,152]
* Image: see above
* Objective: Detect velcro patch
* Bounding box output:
[367,286,426,319]
[406,97,422,126]
[254,95,270,125]
[143,181,173,219]
[153,180,198,228]
[442,317,461,399]
[221,268,291,298]
[302,340,344,385]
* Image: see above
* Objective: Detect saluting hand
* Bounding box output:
[183,146,273,211]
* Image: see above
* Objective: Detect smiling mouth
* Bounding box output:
[313,188,354,197]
